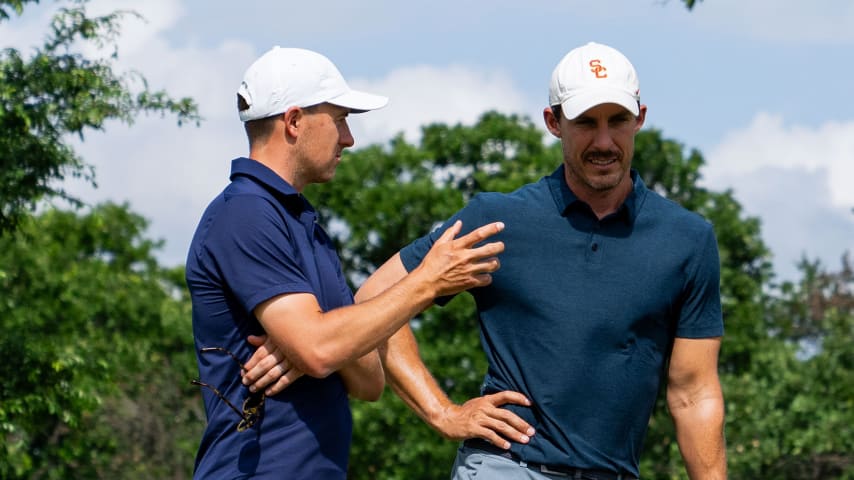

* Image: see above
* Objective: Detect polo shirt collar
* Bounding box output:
[229,157,313,213]
[546,164,647,224]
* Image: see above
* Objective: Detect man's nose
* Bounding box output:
[590,124,615,149]
[340,123,355,148]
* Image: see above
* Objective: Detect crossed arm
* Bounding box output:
[667,336,727,479]
[244,334,384,401]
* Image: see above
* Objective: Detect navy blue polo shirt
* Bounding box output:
[400,165,723,477]
[186,157,353,479]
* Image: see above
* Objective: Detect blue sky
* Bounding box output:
[4,0,853,281]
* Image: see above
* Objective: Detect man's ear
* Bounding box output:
[543,107,562,138]
[282,107,303,138]
[634,104,648,133]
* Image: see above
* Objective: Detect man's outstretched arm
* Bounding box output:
[242,221,502,394]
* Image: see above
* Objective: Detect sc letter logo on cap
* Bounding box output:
[589,59,607,79]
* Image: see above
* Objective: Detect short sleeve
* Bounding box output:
[203,194,313,314]
[676,223,724,338]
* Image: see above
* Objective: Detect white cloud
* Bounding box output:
[349,65,533,145]
[0,1,56,50]
[86,0,185,51]
[64,112,245,267]
[703,113,854,280]
[704,113,854,208]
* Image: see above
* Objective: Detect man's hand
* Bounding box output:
[433,391,535,450]
[242,334,304,396]
[415,220,505,298]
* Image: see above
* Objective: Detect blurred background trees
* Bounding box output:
[1,0,851,478]
[0,0,200,478]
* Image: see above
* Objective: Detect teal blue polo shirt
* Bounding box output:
[400,165,723,477]
[187,157,353,479]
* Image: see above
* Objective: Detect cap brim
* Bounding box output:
[560,88,639,120]
[327,89,389,114]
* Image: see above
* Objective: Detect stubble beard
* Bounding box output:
[567,154,626,193]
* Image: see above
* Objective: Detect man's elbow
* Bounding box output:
[667,385,725,426]
[291,347,342,379]
[353,381,385,402]
[364,390,383,403]
[666,387,694,412]
[353,288,368,304]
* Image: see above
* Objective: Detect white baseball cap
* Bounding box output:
[548,42,640,120]
[237,46,389,122]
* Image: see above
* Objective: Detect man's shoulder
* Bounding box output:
[198,188,284,235]
[640,188,712,231]
[470,177,551,209]
[187,186,293,263]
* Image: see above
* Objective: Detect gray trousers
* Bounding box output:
[449,445,638,480]
[449,445,575,480]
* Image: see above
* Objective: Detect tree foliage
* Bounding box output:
[729,255,854,479]
[0,0,199,232]
[0,203,201,479]
[0,1,201,477]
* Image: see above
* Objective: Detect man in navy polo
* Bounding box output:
[356,42,727,479]
[186,46,506,479]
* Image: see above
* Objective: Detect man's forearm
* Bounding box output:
[358,254,456,429]
[671,395,727,479]
[339,350,384,402]
[379,325,454,431]
[668,337,726,479]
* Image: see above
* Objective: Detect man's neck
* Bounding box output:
[248,147,303,192]
[567,177,633,220]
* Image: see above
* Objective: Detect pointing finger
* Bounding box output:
[435,220,463,244]
[455,222,505,248]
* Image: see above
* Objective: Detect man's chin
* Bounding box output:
[587,172,625,192]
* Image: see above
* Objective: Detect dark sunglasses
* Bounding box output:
[192,347,265,432]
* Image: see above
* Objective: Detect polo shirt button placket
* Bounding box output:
[590,223,600,255]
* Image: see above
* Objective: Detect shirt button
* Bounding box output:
[591,243,599,252]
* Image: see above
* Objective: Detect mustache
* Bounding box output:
[583,150,620,162]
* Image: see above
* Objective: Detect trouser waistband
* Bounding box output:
[463,439,638,480]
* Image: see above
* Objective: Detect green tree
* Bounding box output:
[0,1,203,477]
[0,0,199,232]
[0,203,201,479]
[723,256,854,479]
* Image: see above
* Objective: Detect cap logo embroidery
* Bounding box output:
[589,59,607,79]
